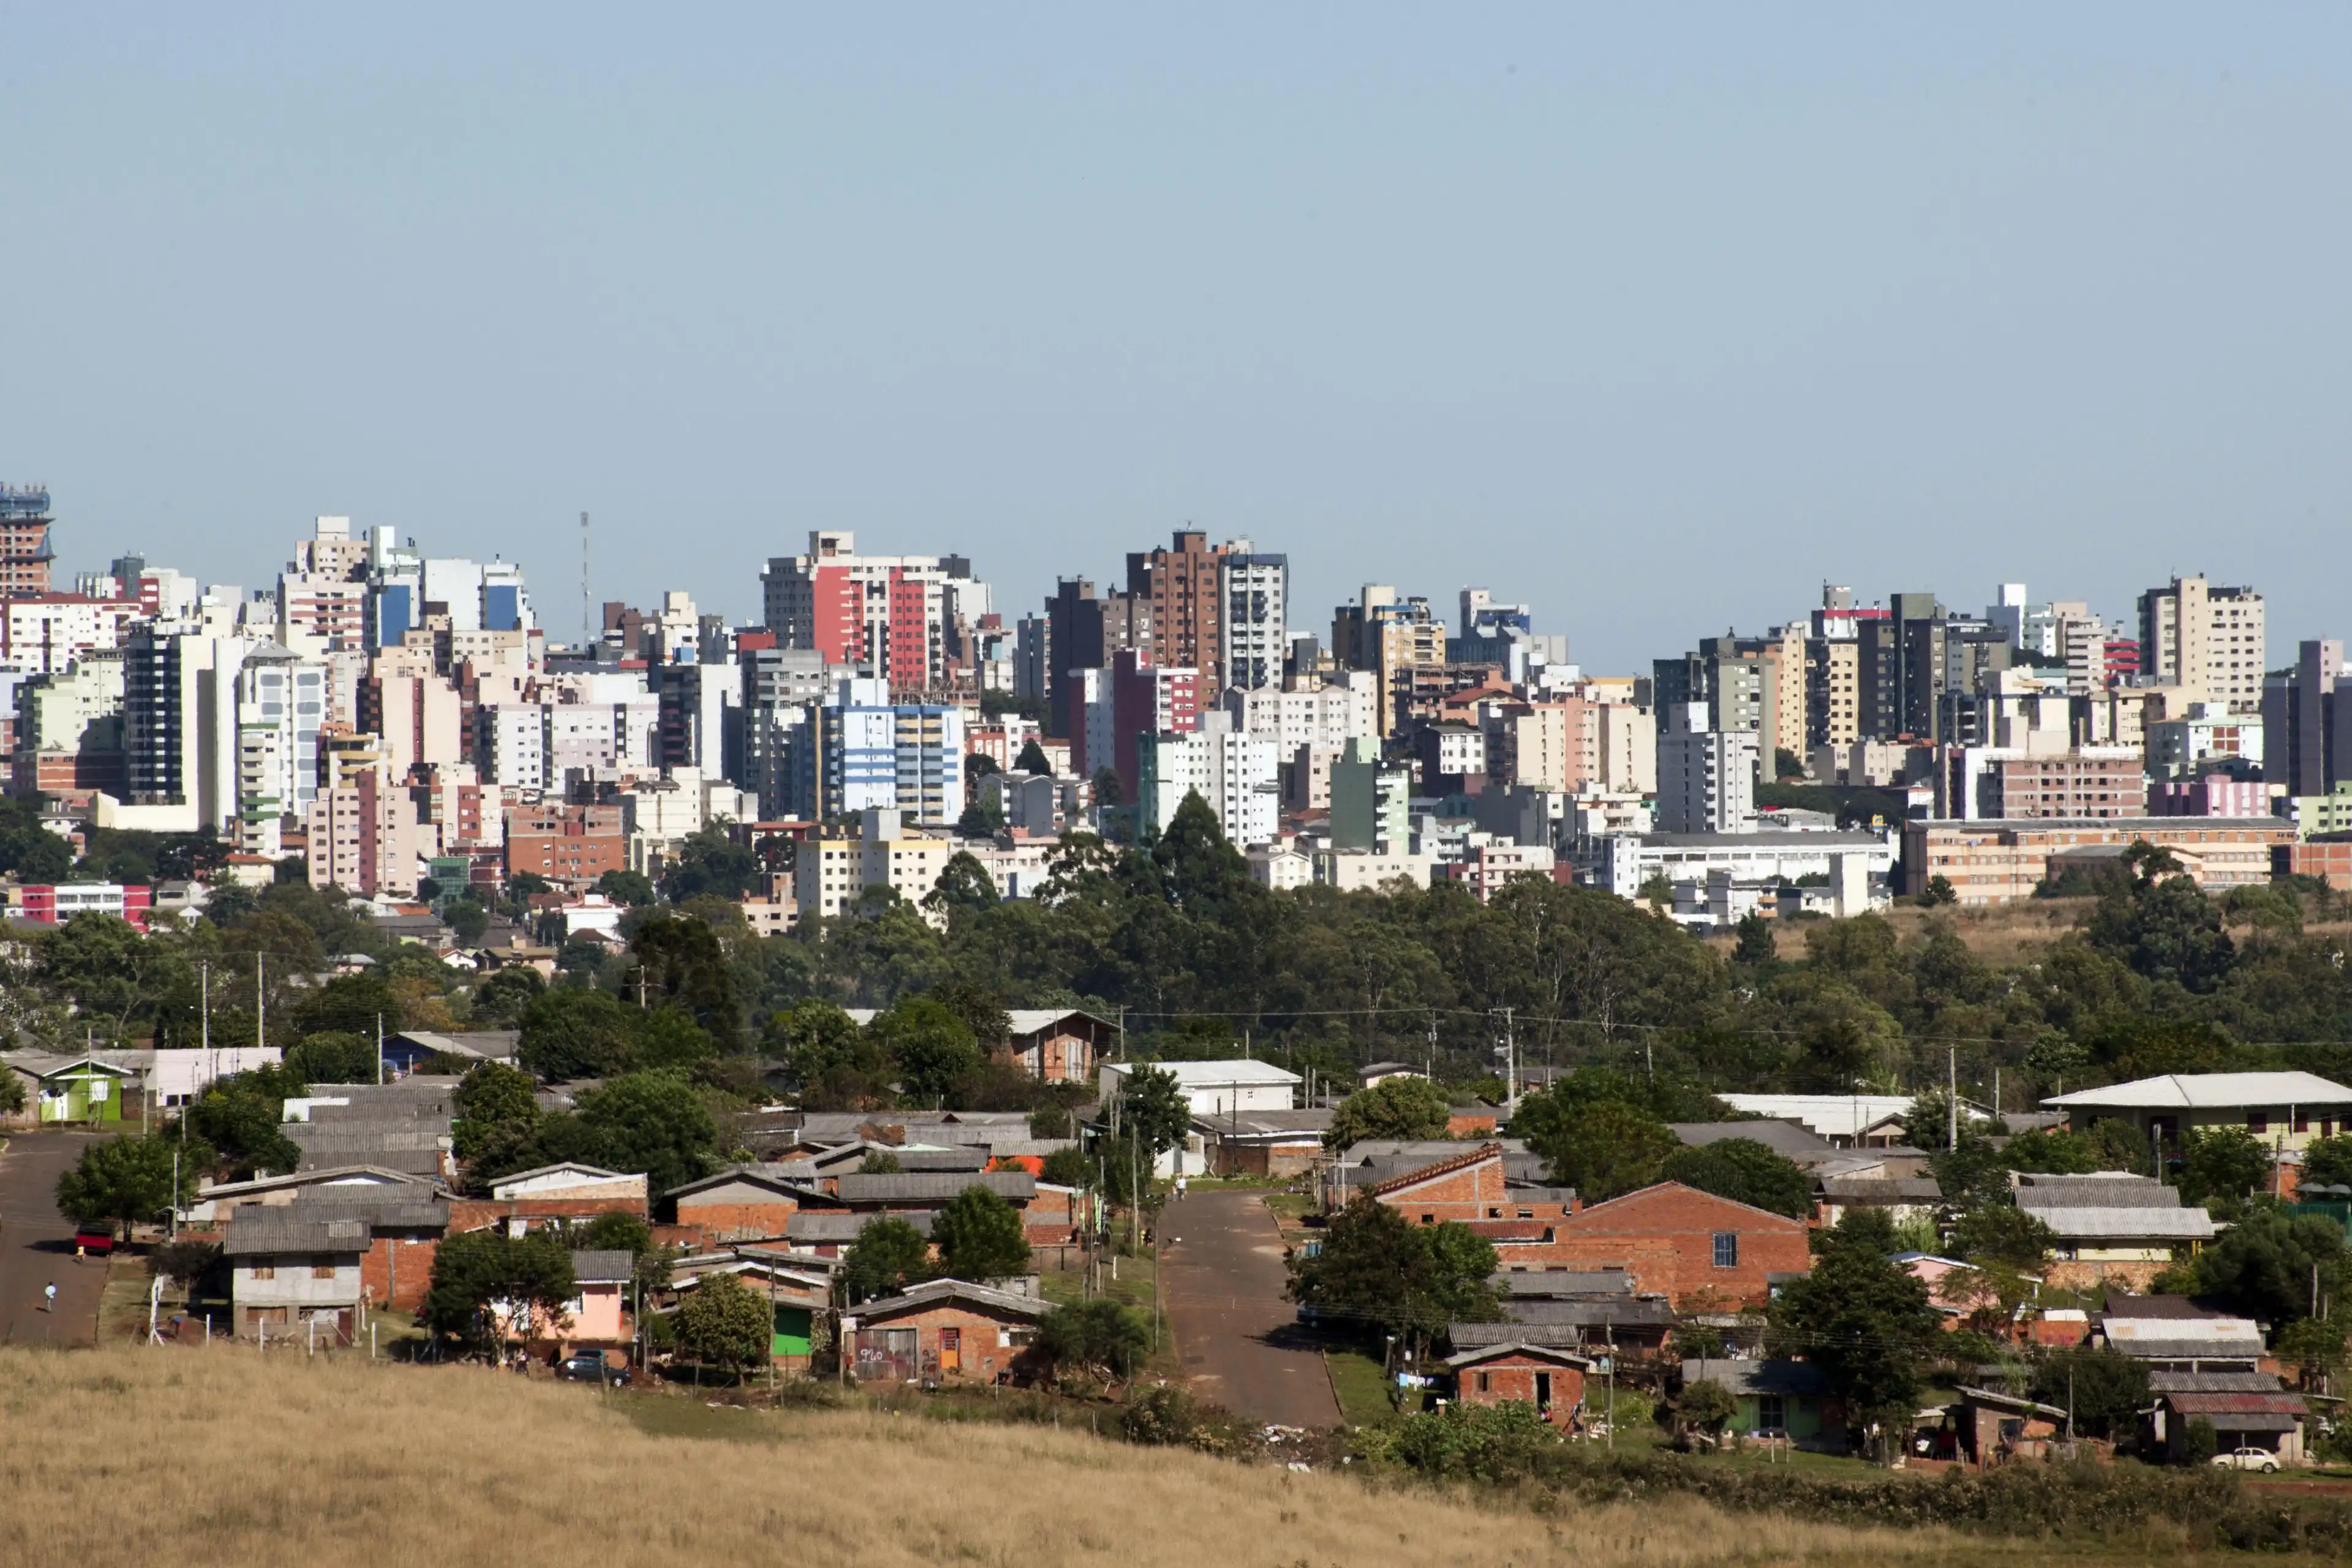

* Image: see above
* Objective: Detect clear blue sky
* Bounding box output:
[3,5,2346,667]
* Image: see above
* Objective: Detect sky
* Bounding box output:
[2,5,2348,669]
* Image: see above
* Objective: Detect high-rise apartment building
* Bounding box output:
[233,643,326,856]
[817,677,965,824]
[1655,702,1758,834]
[1137,714,1278,846]
[304,772,417,897]
[1042,577,1152,740]
[0,486,56,599]
[2139,575,2266,712]
[761,531,981,696]
[2263,639,2352,801]
[1128,530,1230,688]
[1332,587,1443,737]
[1218,549,1287,692]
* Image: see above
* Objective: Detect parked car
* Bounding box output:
[72,1229,115,1256]
[2211,1446,2281,1474]
[556,1352,629,1386]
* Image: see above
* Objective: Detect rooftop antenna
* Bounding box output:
[581,511,590,651]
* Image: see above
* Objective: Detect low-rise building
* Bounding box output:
[1903,816,2294,902]
[843,1278,1045,1384]
[225,1212,371,1341]
[1445,1342,1591,1427]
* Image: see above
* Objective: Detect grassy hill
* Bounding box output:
[0,1346,2011,1567]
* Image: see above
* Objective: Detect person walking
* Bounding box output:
[42,1281,58,1313]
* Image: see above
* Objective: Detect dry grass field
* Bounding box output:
[0,1344,2052,1568]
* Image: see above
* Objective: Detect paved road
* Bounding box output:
[1159,1188,1341,1429]
[0,1131,107,1346]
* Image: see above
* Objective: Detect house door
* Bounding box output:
[940,1327,962,1373]
[1534,1373,1553,1415]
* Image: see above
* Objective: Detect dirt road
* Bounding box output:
[0,1131,107,1346]
[1158,1188,1340,1429]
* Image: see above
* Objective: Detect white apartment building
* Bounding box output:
[482,703,548,789]
[1315,847,1435,891]
[2140,575,2265,712]
[791,809,957,925]
[0,594,143,677]
[304,775,418,898]
[1655,702,1757,834]
[1137,718,1279,846]
[1594,698,1656,796]
[1218,549,1289,692]
[1221,673,1376,753]
[232,644,326,856]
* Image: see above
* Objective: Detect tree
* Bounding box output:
[842,1216,932,1303]
[1948,1203,2056,1272]
[1657,1139,1814,1219]
[1327,1077,1452,1148]
[1091,768,1125,809]
[1679,1378,1738,1439]
[576,1071,717,1197]
[421,1229,577,1352]
[1117,1065,1194,1159]
[1033,1298,1148,1385]
[1919,875,1958,908]
[676,1272,773,1376]
[2173,1207,2352,1327]
[925,851,1000,916]
[870,997,982,1104]
[2000,1128,2103,1175]
[1284,1196,1501,1354]
[55,1135,189,1240]
[1522,1098,1676,1202]
[285,1031,377,1086]
[954,797,1004,840]
[1769,1213,1942,1456]
[1638,873,1674,912]
[469,966,546,1028]
[2307,1135,2352,1192]
[2027,1346,2149,1439]
[628,914,744,1043]
[516,987,641,1082]
[1731,913,1778,969]
[1014,739,1052,775]
[1039,1146,1092,1188]
[452,1060,540,1160]
[182,1068,304,1180]
[965,751,1001,781]
[596,869,659,907]
[859,1151,905,1175]
[2177,1126,2271,1210]
[932,1184,1032,1280]
[445,899,491,946]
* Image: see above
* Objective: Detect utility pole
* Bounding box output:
[1947,1046,1957,1152]
[1426,1011,1438,1080]
[255,952,265,1050]
[375,1014,384,1087]
[1498,1007,1518,1117]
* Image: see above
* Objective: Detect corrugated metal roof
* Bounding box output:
[570,1250,635,1284]
[834,1172,1035,1203]
[2045,1071,2352,1111]
[224,1216,370,1256]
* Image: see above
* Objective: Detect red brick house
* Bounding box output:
[1444,1341,1593,1427]
[1546,1183,1811,1310]
[1366,1142,1516,1224]
[667,1167,807,1245]
[447,1163,649,1237]
[1003,1008,1117,1084]
[844,1279,1046,1385]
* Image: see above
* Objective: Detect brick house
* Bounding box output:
[844,1278,1046,1385]
[224,1213,371,1341]
[1444,1341,1592,1427]
[182,1168,451,1313]
[1003,1008,1116,1084]
[1545,1183,1812,1310]
[667,1167,807,1245]
[672,1254,837,1374]
[447,1163,649,1237]
[1360,1144,1580,1267]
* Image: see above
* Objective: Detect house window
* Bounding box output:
[1713,1233,1740,1268]
[1758,1394,1785,1431]
[252,1265,276,1280]
[2297,1109,2312,1133]
[2248,1113,2270,1134]
[312,1263,337,1280]
[1518,1208,1534,1220]
[1421,1213,1435,1225]
[1477,1372,1491,1393]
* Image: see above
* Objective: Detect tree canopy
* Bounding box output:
[1328,1077,1453,1148]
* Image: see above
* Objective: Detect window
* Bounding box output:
[1421,1213,1435,1225]
[1477,1372,1491,1393]
[2248,1112,2270,1135]
[252,1265,276,1280]
[312,1263,337,1280]
[1713,1232,1740,1268]
[1757,1394,1785,1431]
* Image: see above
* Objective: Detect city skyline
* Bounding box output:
[5,6,2350,667]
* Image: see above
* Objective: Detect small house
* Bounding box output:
[2150,1370,2309,1465]
[843,1278,1046,1385]
[671,1254,837,1373]
[1950,1386,2068,1467]
[1679,1359,1842,1450]
[667,1167,809,1245]
[224,1213,370,1341]
[28,1055,137,1124]
[1444,1341,1591,1427]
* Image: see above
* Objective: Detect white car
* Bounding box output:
[2211,1446,2281,1474]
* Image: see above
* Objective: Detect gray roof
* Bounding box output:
[1444,1340,1593,1369]
[2017,1205,2218,1240]
[1670,1120,1842,1163]
[833,1171,1035,1204]
[2013,1174,2177,1208]
[788,1212,933,1242]
[570,1250,635,1284]
[848,1277,1047,1322]
[197,1166,440,1199]
[2108,1337,2266,1362]
[2149,1370,2293,1393]
[1818,1177,1943,1202]
[1448,1322,1595,1349]
[1200,1109,1333,1139]
[665,1164,816,1200]
[1679,1359,1828,1397]
[224,1215,371,1256]
[1508,1298,1678,1329]
[292,1144,446,1177]
[290,1197,450,1229]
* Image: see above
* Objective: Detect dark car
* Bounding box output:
[555,1352,629,1386]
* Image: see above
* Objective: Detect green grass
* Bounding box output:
[1262,1193,1317,1225]
[1323,1348,1396,1428]
[619,1395,785,1446]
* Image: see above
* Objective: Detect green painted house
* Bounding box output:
[1681,1358,1844,1450]
[33,1056,137,1124]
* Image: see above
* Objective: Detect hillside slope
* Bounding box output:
[0,1346,1978,1567]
